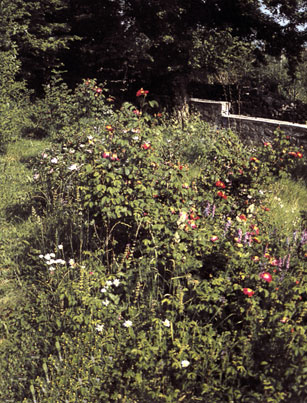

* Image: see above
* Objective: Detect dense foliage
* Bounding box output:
[0,83,306,402]
[0,0,306,104]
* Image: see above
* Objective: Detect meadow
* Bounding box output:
[0,80,306,402]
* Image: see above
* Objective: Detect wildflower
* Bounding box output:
[95,87,102,94]
[296,152,303,158]
[58,244,63,250]
[55,259,66,265]
[136,88,149,97]
[182,183,189,189]
[269,258,279,266]
[252,256,260,262]
[250,157,259,163]
[217,191,227,199]
[100,287,108,293]
[68,164,78,171]
[95,324,104,332]
[253,237,261,244]
[162,319,170,327]
[215,180,226,188]
[250,224,259,235]
[123,320,133,328]
[212,204,216,217]
[103,151,110,158]
[288,151,297,157]
[102,299,110,306]
[239,214,247,221]
[113,279,120,287]
[181,360,190,368]
[69,258,76,267]
[210,236,219,243]
[49,267,56,272]
[260,272,272,283]
[141,143,151,150]
[243,288,254,297]
[224,218,232,235]
[111,153,119,161]
[51,157,58,164]
[280,317,288,323]
[188,220,197,229]
[263,142,272,147]
[133,109,141,116]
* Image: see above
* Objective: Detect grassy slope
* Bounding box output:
[0,139,50,337]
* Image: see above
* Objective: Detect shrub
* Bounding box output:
[2,89,306,402]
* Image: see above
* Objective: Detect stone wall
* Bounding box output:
[190,98,307,146]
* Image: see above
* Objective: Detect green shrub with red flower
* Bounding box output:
[2,87,306,403]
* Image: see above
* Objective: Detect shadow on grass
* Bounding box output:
[4,201,33,224]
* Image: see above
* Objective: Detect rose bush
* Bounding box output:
[1,84,306,402]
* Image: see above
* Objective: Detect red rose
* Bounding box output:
[260,272,272,283]
[136,88,149,97]
[243,288,254,297]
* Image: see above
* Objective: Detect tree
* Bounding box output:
[0,0,75,91]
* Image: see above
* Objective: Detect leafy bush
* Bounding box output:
[0,48,32,152]
[1,89,306,402]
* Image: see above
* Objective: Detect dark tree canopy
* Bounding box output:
[1,0,306,102]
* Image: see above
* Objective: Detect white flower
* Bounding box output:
[106,280,113,286]
[69,258,76,267]
[39,254,44,259]
[181,360,190,368]
[113,279,120,287]
[42,153,48,159]
[55,259,66,265]
[102,299,110,306]
[100,287,108,293]
[50,157,58,164]
[123,320,133,328]
[50,253,55,258]
[44,253,51,260]
[58,244,63,250]
[87,135,94,140]
[46,259,55,265]
[162,319,170,327]
[95,324,104,332]
[68,164,78,171]
[49,267,56,272]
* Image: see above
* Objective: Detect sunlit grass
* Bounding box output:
[263,177,307,236]
[0,138,50,336]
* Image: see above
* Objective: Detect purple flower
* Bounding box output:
[204,202,211,217]
[224,219,232,235]
[286,254,291,270]
[300,230,307,245]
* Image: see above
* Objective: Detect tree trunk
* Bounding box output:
[173,75,190,127]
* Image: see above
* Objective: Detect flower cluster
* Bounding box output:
[136,88,149,97]
[39,250,66,272]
